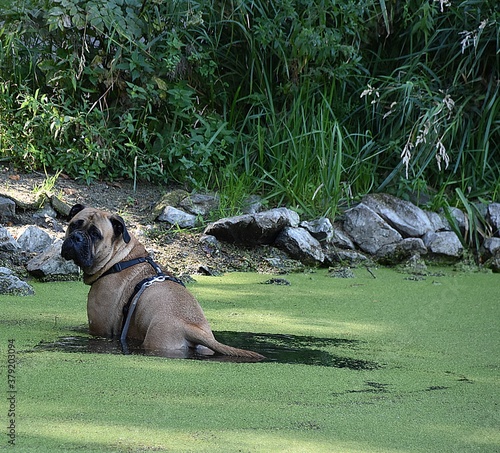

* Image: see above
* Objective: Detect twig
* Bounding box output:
[366,267,376,279]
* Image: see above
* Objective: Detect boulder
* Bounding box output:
[179,193,220,216]
[0,227,20,252]
[157,206,197,228]
[0,197,16,222]
[362,193,433,237]
[330,223,355,249]
[446,207,468,234]
[343,203,402,254]
[482,237,500,258]
[425,210,449,232]
[274,227,324,265]
[0,267,34,296]
[422,231,463,258]
[17,226,55,253]
[376,238,427,264]
[300,217,333,243]
[204,208,300,245]
[27,239,80,278]
[242,195,264,214]
[323,247,369,265]
[487,203,500,236]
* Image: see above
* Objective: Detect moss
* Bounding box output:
[1,269,499,452]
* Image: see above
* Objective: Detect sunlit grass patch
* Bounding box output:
[1,268,499,452]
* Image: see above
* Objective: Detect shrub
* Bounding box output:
[0,0,498,217]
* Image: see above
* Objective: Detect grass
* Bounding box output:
[1,268,499,452]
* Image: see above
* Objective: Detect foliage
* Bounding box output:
[0,0,228,185]
[0,0,498,215]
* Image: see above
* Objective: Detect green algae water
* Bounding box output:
[1,267,499,452]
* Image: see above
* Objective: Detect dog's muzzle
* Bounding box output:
[61,231,93,268]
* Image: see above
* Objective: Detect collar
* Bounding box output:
[95,256,163,283]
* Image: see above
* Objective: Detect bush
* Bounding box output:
[0,0,498,216]
[0,0,229,185]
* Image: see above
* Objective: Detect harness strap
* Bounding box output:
[99,256,160,280]
[120,274,168,345]
[120,271,185,353]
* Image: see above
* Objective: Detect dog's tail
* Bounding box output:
[189,328,265,360]
[186,325,266,361]
[205,338,266,360]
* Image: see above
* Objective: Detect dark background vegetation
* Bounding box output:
[0,0,498,218]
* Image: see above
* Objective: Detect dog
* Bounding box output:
[61,204,264,360]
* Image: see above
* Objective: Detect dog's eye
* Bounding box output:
[88,226,102,240]
[68,219,84,233]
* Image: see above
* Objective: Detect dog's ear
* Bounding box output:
[68,204,86,219]
[110,215,131,244]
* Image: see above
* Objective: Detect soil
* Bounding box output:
[0,167,303,277]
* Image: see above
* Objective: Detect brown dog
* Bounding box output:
[61,204,264,359]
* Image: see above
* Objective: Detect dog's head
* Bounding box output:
[61,204,131,273]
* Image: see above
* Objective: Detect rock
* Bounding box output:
[300,217,333,243]
[487,203,500,236]
[0,267,34,296]
[274,227,324,265]
[199,234,220,256]
[204,208,300,245]
[51,195,72,216]
[17,226,55,253]
[376,238,427,264]
[262,251,305,273]
[27,239,80,278]
[362,193,433,237]
[179,193,219,216]
[397,254,428,275]
[34,204,57,220]
[0,227,21,252]
[488,254,500,273]
[446,207,468,234]
[197,265,222,276]
[157,206,197,228]
[323,247,369,265]
[330,223,355,249]
[474,201,488,220]
[328,267,355,278]
[0,197,16,222]
[422,231,463,258]
[343,203,403,254]
[482,237,500,257]
[425,210,449,232]
[199,234,219,247]
[261,278,291,285]
[242,195,263,214]
[32,204,64,232]
[152,190,190,219]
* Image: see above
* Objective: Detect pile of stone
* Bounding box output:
[0,195,79,295]
[2,189,500,296]
[155,192,500,271]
